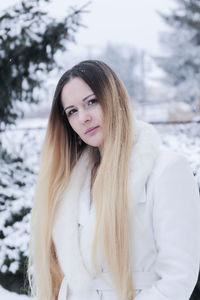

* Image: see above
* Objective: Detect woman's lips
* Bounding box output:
[85,126,99,135]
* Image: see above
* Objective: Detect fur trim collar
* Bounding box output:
[52,119,160,291]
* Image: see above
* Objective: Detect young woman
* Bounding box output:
[29,60,200,300]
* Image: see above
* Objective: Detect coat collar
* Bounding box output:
[52,119,161,291]
[130,118,160,204]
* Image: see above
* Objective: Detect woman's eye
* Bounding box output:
[67,109,77,116]
[88,99,97,105]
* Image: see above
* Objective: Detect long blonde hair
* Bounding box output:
[29,60,134,300]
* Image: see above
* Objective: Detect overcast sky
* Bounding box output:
[0,0,176,56]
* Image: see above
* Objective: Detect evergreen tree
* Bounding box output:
[0,135,36,294]
[155,0,200,113]
[99,43,142,101]
[0,0,88,130]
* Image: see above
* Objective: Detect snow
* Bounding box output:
[0,119,45,276]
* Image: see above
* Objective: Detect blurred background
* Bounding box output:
[0,0,199,299]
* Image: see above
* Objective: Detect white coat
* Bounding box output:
[52,120,200,300]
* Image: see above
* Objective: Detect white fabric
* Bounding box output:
[53,120,200,300]
[58,271,160,300]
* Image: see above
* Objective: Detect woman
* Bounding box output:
[29,60,200,300]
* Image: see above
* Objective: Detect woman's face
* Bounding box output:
[61,77,104,152]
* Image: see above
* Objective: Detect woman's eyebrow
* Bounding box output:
[82,93,95,102]
[64,93,95,111]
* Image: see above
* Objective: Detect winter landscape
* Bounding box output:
[0,0,200,299]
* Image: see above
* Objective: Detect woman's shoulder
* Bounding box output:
[150,149,192,179]
[146,149,199,208]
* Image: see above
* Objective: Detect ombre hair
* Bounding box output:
[29,60,135,300]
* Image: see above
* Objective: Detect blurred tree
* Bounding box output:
[155,0,200,113]
[99,43,145,102]
[0,0,88,130]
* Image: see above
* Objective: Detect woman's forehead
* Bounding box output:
[61,77,94,107]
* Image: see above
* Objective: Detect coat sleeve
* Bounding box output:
[134,154,200,300]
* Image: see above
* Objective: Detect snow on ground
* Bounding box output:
[155,122,200,187]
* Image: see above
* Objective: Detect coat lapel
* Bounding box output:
[130,119,160,206]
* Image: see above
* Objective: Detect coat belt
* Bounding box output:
[58,271,159,300]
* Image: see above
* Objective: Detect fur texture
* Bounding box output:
[52,119,161,291]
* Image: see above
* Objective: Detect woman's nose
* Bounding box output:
[79,110,91,123]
